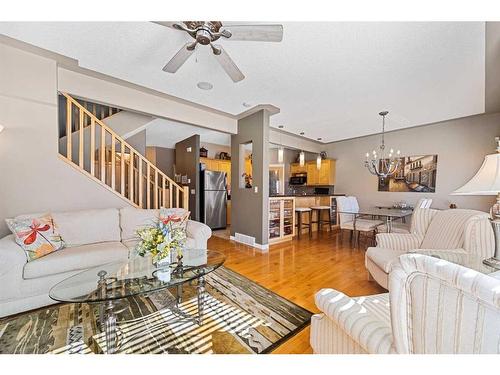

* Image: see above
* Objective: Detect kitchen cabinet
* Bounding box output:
[290,163,307,175]
[318,159,336,185]
[306,162,319,185]
[200,157,231,186]
[290,159,336,186]
[269,197,295,244]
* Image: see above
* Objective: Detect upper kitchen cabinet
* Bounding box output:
[200,157,231,186]
[317,159,336,185]
[306,162,319,185]
[290,162,307,175]
[290,159,336,186]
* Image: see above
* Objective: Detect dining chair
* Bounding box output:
[337,196,383,247]
[377,198,433,234]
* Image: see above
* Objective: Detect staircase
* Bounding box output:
[58,92,189,210]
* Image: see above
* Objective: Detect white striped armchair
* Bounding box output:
[365,208,494,289]
[310,253,500,354]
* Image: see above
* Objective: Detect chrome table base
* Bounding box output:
[97,272,208,354]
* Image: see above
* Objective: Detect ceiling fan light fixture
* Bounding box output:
[242,102,252,108]
[157,21,283,83]
[197,81,213,90]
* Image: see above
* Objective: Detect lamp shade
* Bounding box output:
[452,153,500,195]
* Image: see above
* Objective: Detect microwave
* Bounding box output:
[289,175,307,185]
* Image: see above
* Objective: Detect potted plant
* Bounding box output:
[242,173,252,188]
[135,214,187,267]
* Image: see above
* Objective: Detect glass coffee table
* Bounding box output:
[49,249,225,354]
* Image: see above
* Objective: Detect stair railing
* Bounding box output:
[58,92,189,210]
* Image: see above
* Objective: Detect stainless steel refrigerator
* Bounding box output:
[200,170,227,230]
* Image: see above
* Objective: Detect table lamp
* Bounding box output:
[452,137,500,268]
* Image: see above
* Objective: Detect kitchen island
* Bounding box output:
[268,194,345,243]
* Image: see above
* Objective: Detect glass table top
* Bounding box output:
[338,207,414,218]
[49,249,225,304]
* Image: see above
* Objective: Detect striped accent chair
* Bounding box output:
[365,208,494,289]
[310,253,500,354]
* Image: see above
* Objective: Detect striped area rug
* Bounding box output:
[0,266,312,354]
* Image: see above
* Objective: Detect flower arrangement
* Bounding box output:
[135,214,187,265]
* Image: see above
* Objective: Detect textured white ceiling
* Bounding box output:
[146,118,231,148]
[0,22,486,142]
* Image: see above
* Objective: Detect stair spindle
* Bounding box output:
[79,110,84,168]
[66,98,72,161]
[90,119,95,176]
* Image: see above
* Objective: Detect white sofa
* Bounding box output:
[311,253,500,354]
[365,208,494,289]
[0,207,212,318]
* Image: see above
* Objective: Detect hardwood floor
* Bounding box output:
[207,229,386,354]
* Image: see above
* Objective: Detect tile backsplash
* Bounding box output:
[285,185,335,195]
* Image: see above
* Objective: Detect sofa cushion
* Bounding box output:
[23,241,128,279]
[366,247,405,273]
[342,218,383,231]
[120,207,159,242]
[5,214,64,261]
[420,209,484,250]
[52,208,121,246]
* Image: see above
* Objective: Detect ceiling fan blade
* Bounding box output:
[162,43,195,73]
[220,24,283,42]
[151,21,182,29]
[212,45,245,82]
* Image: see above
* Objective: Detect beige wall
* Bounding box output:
[231,110,270,247]
[0,43,127,237]
[0,41,239,237]
[326,113,500,212]
[58,68,237,134]
[200,142,231,159]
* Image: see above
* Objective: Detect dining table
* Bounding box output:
[338,207,414,233]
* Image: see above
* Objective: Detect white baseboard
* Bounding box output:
[229,235,269,252]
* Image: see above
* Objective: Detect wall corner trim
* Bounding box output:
[229,236,270,252]
[235,104,280,119]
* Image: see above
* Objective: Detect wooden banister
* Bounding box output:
[59,92,188,211]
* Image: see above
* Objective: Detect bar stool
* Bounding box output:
[311,206,333,233]
[295,207,312,238]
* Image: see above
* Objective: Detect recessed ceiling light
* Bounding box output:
[278,125,284,129]
[242,102,252,108]
[317,137,322,141]
[197,81,213,90]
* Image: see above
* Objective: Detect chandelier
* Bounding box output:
[364,111,401,178]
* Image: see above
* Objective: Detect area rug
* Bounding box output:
[0,266,312,354]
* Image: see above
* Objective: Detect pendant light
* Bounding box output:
[277,125,284,164]
[364,111,401,178]
[316,137,322,170]
[299,132,305,167]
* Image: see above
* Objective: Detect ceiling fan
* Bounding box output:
[153,21,283,82]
